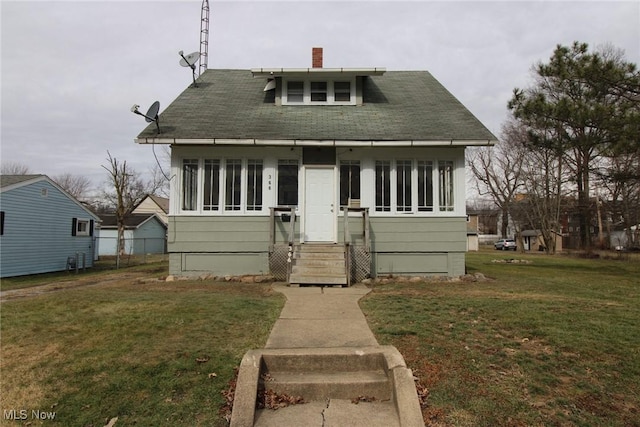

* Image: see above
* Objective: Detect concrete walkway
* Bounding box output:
[228,283,426,426]
[265,284,379,349]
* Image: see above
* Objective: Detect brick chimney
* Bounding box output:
[312,47,323,68]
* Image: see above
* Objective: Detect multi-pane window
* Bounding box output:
[246,159,263,210]
[225,159,242,211]
[287,81,304,102]
[418,161,433,212]
[396,160,412,212]
[334,82,351,102]
[375,161,391,212]
[340,161,360,206]
[310,82,327,102]
[182,159,198,211]
[203,159,220,211]
[439,161,454,212]
[278,160,299,206]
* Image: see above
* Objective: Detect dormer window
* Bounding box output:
[287,81,304,103]
[334,81,351,102]
[281,79,356,105]
[310,82,328,102]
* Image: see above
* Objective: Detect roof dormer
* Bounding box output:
[251,47,385,106]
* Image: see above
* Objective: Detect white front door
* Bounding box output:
[304,167,336,242]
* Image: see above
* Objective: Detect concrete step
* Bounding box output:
[253,399,400,427]
[262,370,391,401]
[230,347,424,427]
[261,351,388,373]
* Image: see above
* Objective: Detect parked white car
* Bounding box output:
[494,239,517,251]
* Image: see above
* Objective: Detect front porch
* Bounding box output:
[268,207,371,286]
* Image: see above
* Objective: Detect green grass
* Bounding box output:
[3,251,639,426]
[361,250,640,427]
[1,277,285,426]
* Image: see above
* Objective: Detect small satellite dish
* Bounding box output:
[179,50,201,87]
[179,51,200,69]
[145,101,160,123]
[131,101,161,133]
[263,79,276,92]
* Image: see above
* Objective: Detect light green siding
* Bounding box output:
[169,215,466,277]
[363,216,466,276]
[168,216,293,276]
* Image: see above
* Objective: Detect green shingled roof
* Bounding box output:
[135,69,496,143]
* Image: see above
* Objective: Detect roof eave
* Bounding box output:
[134,138,497,147]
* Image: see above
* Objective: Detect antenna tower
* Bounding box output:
[199,0,210,76]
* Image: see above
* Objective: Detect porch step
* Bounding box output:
[289,244,347,286]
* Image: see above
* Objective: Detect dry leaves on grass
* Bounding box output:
[219,368,238,422]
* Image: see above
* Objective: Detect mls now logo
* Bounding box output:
[4,409,56,420]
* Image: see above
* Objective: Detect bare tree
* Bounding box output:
[101,151,162,267]
[468,117,527,238]
[1,162,32,175]
[513,129,569,254]
[52,173,92,200]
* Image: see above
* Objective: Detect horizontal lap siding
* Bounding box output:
[133,219,166,254]
[168,216,271,275]
[369,217,466,276]
[370,217,467,252]
[0,181,96,278]
[169,216,271,252]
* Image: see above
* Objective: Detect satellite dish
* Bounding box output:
[145,101,160,123]
[131,101,161,133]
[178,50,201,87]
[179,51,201,69]
[263,79,276,92]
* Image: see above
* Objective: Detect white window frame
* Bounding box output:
[282,78,356,105]
[178,157,267,215]
[76,219,90,236]
[369,157,459,216]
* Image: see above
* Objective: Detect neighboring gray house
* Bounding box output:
[97,213,167,256]
[0,175,100,278]
[135,48,497,283]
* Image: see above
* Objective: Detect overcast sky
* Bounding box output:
[2,0,638,195]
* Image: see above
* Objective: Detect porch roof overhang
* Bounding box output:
[134,137,495,147]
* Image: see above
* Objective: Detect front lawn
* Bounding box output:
[361,251,640,426]
[1,279,285,426]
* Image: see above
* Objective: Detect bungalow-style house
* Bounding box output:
[0,175,100,278]
[135,48,497,283]
[98,213,167,256]
[132,194,169,226]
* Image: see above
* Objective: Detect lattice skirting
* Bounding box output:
[349,245,372,283]
[269,245,290,281]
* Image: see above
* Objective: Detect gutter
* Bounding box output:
[134,138,497,147]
